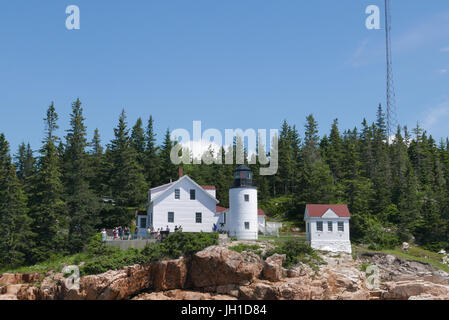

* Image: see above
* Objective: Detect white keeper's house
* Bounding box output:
[137,169,219,234]
[136,166,265,240]
[304,204,352,253]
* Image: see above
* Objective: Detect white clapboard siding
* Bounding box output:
[148,176,220,233]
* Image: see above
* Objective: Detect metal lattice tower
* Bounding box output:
[385,0,398,139]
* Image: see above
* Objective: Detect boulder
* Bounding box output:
[239,281,278,300]
[0,273,39,286]
[189,246,263,288]
[132,289,236,300]
[81,264,152,300]
[382,280,449,300]
[151,257,187,291]
[402,242,409,251]
[442,256,449,266]
[385,255,396,265]
[17,264,153,300]
[263,254,286,282]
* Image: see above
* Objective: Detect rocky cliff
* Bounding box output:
[1,244,449,300]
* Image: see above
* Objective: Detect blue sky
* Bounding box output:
[0,1,448,153]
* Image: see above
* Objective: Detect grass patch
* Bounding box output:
[355,245,449,274]
[360,263,369,272]
[0,252,89,274]
[258,232,306,243]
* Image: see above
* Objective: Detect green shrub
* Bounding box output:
[162,232,219,257]
[264,240,322,268]
[364,221,400,251]
[11,232,220,276]
[86,233,107,255]
[422,242,449,253]
[229,244,260,254]
[141,232,219,263]
[81,247,145,275]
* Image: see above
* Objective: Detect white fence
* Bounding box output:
[258,222,283,237]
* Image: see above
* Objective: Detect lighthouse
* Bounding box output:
[228,165,258,240]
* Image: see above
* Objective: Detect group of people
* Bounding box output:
[100,226,136,241]
[147,225,183,240]
[113,226,132,240]
[100,224,188,242]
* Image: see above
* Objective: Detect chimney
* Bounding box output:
[178,167,184,179]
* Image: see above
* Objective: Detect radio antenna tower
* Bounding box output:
[385,0,398,140]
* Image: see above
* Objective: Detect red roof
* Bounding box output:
[202,185,216,190]
[135,210,147,216]
[215,206,266,216]
[306,204,350,218]
[216,206,228,213]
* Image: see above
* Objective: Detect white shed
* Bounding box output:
[304,204,351,254]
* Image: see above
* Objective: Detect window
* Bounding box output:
[190,189,196,200]
[168,212,174,223]
[174,189,180,199]
[328,221,333,232]
[195,212,202,223]
[244,194,249,202]
[140,217,147,228]
[338,222,344,232]
[244,222,250,230]
[316,221,323,232]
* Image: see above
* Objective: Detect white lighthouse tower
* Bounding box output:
[228,165,258,240]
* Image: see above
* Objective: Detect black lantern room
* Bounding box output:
[232,165,255,188]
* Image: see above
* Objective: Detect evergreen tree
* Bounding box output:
[159,128,177,184]
[376,104,387,141]
[397,161,422,241]
[326,118,344,180]
[63,98,99,253]
[131,117,146,169]
[28,104,67,261]
[15,142,36,182]
[89,128,108,197]
[0,142,33,268]
[299,115,335,205]
[109,110,148,207]
[144,115,160,187]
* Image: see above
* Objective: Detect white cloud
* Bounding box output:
[394,13,449,52]
[179,139,258,161]
[441,46,449,52]
[347,39,370,68]
[438,68,448,74]
[423,100,449,129]
[179,140,225,160]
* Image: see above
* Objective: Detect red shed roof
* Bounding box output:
[202,185,216,190]
[306,204,350,218]
[258,208,266,216]
[216,206,228,213]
